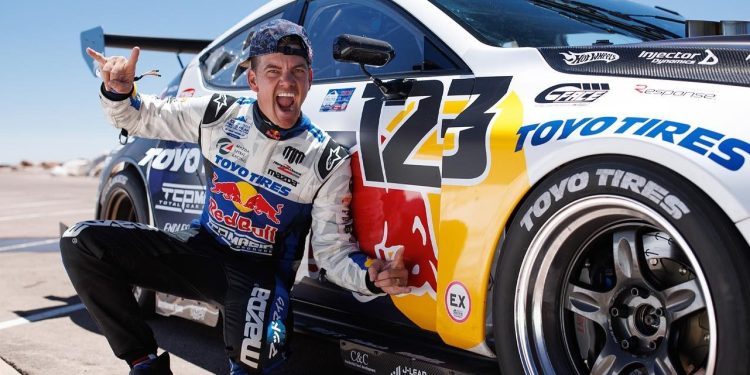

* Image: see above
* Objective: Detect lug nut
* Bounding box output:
[630,287,649,298]
[620,336,638,351]
[647,341,658,350]
[654,308,664,317]
[610,305,629,317]
[649,258,659,266]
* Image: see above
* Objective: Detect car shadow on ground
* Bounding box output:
[25,297,356,374]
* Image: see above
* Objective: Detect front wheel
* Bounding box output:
[494,156,750,374]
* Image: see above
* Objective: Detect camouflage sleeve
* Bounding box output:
[309,158,381,295]
[99,84,210,143]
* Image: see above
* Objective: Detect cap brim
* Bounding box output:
[238,58,252,69]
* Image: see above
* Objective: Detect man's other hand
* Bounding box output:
[86,46,140,94]
[368,247,412,295]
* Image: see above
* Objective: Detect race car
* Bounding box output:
[81,0,750,373]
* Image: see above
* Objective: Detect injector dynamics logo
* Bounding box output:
[515,117,750,171]
[638,49,718,65]
[535,83,609,104]
[560,51,619,65]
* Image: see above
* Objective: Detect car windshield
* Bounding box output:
[430,0,685,47]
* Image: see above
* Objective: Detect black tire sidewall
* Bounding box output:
[494,155,750,374]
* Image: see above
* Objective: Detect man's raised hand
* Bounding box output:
[86,46,140,94]
[368,247,412,295]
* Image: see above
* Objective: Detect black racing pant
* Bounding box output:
[60,220,292,374]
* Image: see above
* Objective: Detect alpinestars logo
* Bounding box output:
[535,83,609,104]
[326,145,345,171]
[282,146,304,164]
[560,51,619,65]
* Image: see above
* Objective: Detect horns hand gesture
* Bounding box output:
[86,47,140,94]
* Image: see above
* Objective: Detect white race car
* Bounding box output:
[82,0,750,373]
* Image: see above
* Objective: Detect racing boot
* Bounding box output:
[129,352,172,375]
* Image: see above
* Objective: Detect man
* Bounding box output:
[60,19,411,375]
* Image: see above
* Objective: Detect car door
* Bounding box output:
[295,0,473,334]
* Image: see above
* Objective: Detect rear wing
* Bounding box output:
[80,26,212,77]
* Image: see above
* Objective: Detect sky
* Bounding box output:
[0,0,747,164]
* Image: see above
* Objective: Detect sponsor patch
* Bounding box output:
[445,282,470,323]
[282,146,305,164]
[317,138,348,180]
[217,137,250,163]
[240,287,270,369]
[224,118,252,139]
[320,88,355,112]
[203,94,237,124]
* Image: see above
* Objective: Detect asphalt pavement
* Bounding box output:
[0,168,355,374]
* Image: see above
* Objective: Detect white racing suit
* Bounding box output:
[60,85,382,374]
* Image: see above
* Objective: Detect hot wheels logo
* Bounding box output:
[560,51,619,65]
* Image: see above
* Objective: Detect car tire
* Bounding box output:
[99,168,156,317]
[493,155,750,374]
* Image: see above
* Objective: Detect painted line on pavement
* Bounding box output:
[0,209,91,222]
[0,239,59,253]
[4,200,73,209]
[0,303,85,331]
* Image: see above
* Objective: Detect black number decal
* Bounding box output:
[442,77,511,180]
[359,76,512,188]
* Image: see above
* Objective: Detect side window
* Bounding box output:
[303,0,459,81]
[200,12,284,88]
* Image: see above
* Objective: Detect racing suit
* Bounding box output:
[60,86,382,373]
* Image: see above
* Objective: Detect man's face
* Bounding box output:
[247,53,313,129]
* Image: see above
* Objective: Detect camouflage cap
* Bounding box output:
[239,19,313,68]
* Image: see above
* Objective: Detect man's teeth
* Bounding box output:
[277,92,294,97]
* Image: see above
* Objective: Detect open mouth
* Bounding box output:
[276,92,295,112]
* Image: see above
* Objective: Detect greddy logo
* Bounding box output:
[638,49,718,65]
[560,51,619,65]
[535,83,609,104]
[634,84,716,99]
[240,287,270,369]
